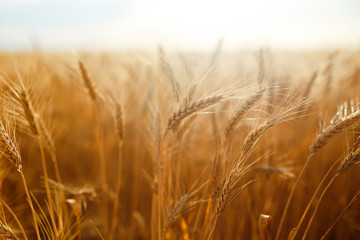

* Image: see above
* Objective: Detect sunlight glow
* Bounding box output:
[0,0,359,51]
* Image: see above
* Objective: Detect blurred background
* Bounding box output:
[0,0,360,52]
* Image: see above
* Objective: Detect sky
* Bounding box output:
[0,0,360,51]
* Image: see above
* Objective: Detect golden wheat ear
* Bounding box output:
[1,72,56,157]
[0,120,22,171]
[165,95,224,135]
[311,100,360,153]
[162,180,206,237]
[337,140,360,175]
[78,60,98,102]
[114,100,124,143]
[223,87,266,143]
[0,73,38,137]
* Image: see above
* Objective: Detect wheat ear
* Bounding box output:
[78,60,98,102]
[310,101,360,153]
[165,95,223,134]
[336,146,360,175]
[242,118,276,155]
[0,121,21,171]
[224,88,265,142]
[162,194,190,237]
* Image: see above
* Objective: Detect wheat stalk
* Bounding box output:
[289,138,360,240]
[258,214,272,240]
[302,144,360,239]
[320,190,360,240]
[0,199,28,240]
[109,100,124,240]
[38,117,55,155]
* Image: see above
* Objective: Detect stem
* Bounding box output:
[93,102,108,236]
[51,152,63,190]
[94,103,106,187]
[259,214,272,240]
[275,153,313,240]
[37,136,57,236]
[109,141,123,240]
[158,138,165,240]
[75,209,81,240]
[320,190,360,240]
[192,186,210,239]
[20,171,41,240]
[206,216,218,240]
[151,194,158,240]
[0,199,28,240]
[50,152,65,232]
[200,196,214,240]
[291,159,339,239]
[302,176,337,239]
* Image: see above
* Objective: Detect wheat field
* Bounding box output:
[0,49,360,240]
